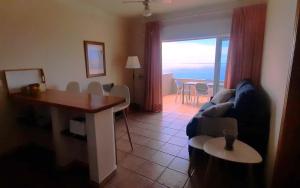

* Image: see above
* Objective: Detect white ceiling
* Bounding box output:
[83,0,262,18]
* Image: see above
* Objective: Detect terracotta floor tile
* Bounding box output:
[107,167,134,186]
[130,127,148,135]
[115,123,127,132]
[142,129,161,137]
[136,161,165,180]
[110,167,153,188]
[116,139,133,153]
[158,168,188,188]
[159,143,182,156]
[115,130,126,140]
[168,157,190,174]
[149,182,168,188]
[175,131,188,139]
[120,154,146,171]
[109,98,206,187]
[177,146,190,160]
[117,150,128,163]
[160,127,179,135]
[144,139,166,150]
[150,133,172,142]
[141,123,165,132]
[122,133,150,146]
[150,151,175,166]
[132,145,157,160]
[148,182,168,188]
[168,136,188,147]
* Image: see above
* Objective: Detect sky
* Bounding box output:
[162,38,217,70]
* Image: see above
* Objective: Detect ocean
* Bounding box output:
[163,63,227,81]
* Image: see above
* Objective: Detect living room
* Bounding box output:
[0,0,299,188]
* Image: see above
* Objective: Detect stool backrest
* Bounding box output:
[66,81,80,93]
[110,85,130,108]
[87,81,104,96]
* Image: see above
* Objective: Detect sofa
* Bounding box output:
[186,80,270,158]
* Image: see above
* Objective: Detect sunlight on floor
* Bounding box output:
[163,94,210,116]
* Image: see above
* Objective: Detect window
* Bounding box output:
[162,37,229,95]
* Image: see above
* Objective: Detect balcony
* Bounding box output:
[162,73,224,115]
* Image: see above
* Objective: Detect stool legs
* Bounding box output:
[122,110,133,151]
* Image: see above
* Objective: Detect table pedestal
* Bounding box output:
[50,107,116,184]
[86,108,116,184]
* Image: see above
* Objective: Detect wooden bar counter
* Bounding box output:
[12,90,125,185]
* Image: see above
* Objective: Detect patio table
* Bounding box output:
[182,81,199,104]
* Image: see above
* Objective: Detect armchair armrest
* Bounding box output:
[186,116,237,138]
[197,117,238,137]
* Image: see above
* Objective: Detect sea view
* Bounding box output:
[162,38,229,81]
[163,63,227,81]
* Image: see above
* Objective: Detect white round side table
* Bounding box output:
[203,137,262,188]
[188,135,213,176]
[203,137,262,164]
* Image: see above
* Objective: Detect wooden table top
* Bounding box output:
[12,89,125,113]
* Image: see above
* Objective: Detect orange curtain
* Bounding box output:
[144,21,162,112]
[225,4,267,89]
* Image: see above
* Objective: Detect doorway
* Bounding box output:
[161,37,230,114]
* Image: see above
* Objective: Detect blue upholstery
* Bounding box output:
[186,80,269,157]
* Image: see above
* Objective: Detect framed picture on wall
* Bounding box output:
[84,41,106,78]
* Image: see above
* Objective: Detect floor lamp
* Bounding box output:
[125,56,141,109]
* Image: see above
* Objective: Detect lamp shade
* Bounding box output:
[125,56,141,69]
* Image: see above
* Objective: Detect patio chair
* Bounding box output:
[175,80,193,103]
[194,83,209,104]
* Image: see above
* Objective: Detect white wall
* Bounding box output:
[0,0,130,154]
[260,0,297,186]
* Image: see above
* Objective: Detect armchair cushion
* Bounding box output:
[211,89,235,104]
[202,102,234,117]
[186,116,237,138]
[199,102,215,112]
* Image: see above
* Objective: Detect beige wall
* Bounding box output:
[127,19,146,106]
[0,0,130,154]
[260,0,297,186]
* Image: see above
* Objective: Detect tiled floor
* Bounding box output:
[162,94,209,115]
[105,94,211,188]
[106,110,197,188]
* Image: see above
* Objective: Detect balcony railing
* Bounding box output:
[162,73,224,97]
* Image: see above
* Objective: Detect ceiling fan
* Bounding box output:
[123,0,173,17]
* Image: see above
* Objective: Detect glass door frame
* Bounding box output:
[213,36,230,95]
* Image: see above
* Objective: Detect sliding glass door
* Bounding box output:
[213,37,230,94]
[162,37,230,98]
